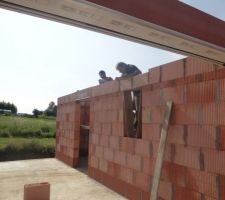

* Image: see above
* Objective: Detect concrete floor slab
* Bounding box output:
[0,158,126,200]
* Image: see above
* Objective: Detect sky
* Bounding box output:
[0,1,224,114]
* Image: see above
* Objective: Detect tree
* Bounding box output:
[44,101,57,117]
[0,101,17,114]
[32,109,42,117]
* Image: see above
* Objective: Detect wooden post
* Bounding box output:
[150,101,173,200]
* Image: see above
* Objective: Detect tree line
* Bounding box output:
[0,101,17,114]
[33,101,57,117]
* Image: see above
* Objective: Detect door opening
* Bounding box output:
[78,98,90,173]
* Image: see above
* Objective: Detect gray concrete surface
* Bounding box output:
[0,158,126,200]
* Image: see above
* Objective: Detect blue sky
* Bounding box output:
[0,1,224,113]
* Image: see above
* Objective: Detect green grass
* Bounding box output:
[0,116,56,138]
[0,138,55,148]
[0,138,55,161]
[0,116,56,161]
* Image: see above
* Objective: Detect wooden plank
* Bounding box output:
[150,101,173,200]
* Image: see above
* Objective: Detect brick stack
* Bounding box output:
[56,57,225,199]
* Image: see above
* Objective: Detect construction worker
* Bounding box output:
[116,62,142,79]
[98,70,113,84]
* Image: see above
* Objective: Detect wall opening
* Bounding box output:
[124,90,142,138]
[78,99,90,172]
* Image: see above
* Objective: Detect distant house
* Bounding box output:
[0,109,12,115]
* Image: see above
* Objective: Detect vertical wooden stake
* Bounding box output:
[150,101,173,200]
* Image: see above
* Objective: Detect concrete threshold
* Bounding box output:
[0,158,126,200]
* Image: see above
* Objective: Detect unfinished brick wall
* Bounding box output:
[55,101,80,166]
[56,57,225,200]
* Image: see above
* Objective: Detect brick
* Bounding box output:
[158,181,173,200]
[171,105,186,124]
[127,154,142,171]
[103,147,114,161]
[114,151,127,166]
[162,85,184,104]
[107,162,118,177]
[112,122,124,136]
[218,175,225,200]
[107,110,118,122]
[143,88,162,107]
[134,171,151,192]
[151,105,166,124]
[186,104,202,125]
[112,176,127,197]
[24,182,50,200]
[132,72,149,89]
[187,125,216,149]
[142,124,160,141]
[119,166,133,184]
[203,148,225,176]
[118,110,123,122]
[218,102,225,125]
[219,79,225,101]
[142,158,155,176]
[161,59,184,81]
[218,126,225,150]
[162,162,186,187]
[120,78,132,91]
[125,183,143,200]
[95,146,103,158]
[99,159,108,173]
[186,168,218,198]
[172,104,201,125]
[186,80,216,103]
[89,156,99,169]
[173,145,201,170]
[92,80,119,97]
[93,122,102,134]
[102,123,112,135]
[201,103,218,125]
[174,186,201,200]
[167,125,185,145]
[149,66,161,84]
[89,144,95,156]
[152,142,171,162]
[135,140,152,158]
[142,108,152,124]
[99,135,109,147]
[91,133,99,145]
[185,57,215,77]
[109,136,120,149]
[120,137,135,153]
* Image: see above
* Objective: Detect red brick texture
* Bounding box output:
[56,57,225,199]
[55,101,80,167]
[24,182,50,200]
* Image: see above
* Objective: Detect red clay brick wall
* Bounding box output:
[56,57,225,199]
[55,100,80,167]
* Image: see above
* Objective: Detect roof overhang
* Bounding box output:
[1,0,225,65]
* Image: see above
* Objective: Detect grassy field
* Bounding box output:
[0,116,56,137]
[0,116,56,161]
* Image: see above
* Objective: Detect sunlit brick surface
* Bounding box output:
[56,57,225,199]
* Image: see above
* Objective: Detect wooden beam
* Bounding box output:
[1,0,225,63]
[150,101,173,200]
